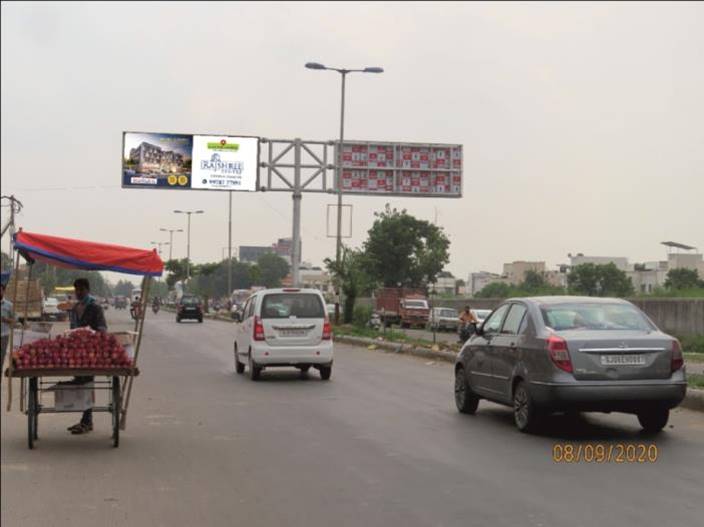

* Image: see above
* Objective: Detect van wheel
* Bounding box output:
[513,381,541,433]
[248,354,261,381]
[198,317,203,323]
[234,344,245,374]
[455,367,479,414]
[319,365,332,381]
[637,408,669,434]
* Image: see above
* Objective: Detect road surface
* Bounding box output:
[2,309,703,527]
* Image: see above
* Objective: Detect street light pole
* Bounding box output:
[305,62,383,323]
[159,228,183,262]
[173,210,204,286]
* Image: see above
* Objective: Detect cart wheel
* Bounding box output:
[28,378,37,450]
[112,376,120,448]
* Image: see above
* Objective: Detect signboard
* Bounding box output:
[335,141,462,197]
[122,131,259,191]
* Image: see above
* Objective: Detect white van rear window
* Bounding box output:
[261,294,325,319]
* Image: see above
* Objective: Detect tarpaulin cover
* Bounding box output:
[13,231,163,277]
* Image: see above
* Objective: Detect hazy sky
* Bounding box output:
[2,1,703,286]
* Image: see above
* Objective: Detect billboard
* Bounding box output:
[122,132,259,191]
[335,141,462,197]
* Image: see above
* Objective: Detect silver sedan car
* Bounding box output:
[454,296,687,433]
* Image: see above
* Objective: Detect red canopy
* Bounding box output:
[14,230,163,277]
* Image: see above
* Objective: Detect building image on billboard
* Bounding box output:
[122,132,193,189]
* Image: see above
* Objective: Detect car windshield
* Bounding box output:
[474,309,491,319]
[540,303,654,331]
[181,297,200,306]
[440,309,457,317]
[261,293,324,319]
[45,298,58,305]
[405,300,428,309]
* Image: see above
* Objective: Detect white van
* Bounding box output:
[234,288,333,381]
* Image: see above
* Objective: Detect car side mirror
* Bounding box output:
[475,324,484,337]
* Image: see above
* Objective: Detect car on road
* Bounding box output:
[454,296,686,433]
[234,288,333,381]
[428,307,460,332]
[42,297,66,321]
[176,295,204,323]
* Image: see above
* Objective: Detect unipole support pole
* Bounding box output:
[186,213,191,285]
[292,139,302,288]
[228,191,233,298]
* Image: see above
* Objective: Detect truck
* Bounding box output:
[6,277,44,322]
[374,287,430,329]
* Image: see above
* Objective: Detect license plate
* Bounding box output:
[600,354,646,366]
[280,329,305,337]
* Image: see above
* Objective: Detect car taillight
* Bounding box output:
[322,319,332,340]
[547,335,573,373]
[253,316,265,341]
[671,339,684,372]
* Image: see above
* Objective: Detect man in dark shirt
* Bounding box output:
[67,278,107,435]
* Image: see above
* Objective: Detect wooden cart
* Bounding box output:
[4,230,163,448]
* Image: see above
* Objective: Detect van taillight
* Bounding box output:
[253,316,265,341]
[671,340,684,372]
[322,320,332,340]
[547,335,573,373]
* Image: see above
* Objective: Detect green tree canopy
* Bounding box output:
[325,246,374,323]
[363,204,450,287]
[475,282,513,298]
[113,279,135,297]
[664,268,702,290]
[256,252,290,288]
[521,270,548,293]
[567,263,634,297]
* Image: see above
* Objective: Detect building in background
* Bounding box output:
[502,261,547,285]
[469,271,509,296]
[281,264,332,296]
[432,271,456,295]
[273,237,302,265]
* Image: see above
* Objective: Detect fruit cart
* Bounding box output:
[4,230,163,448]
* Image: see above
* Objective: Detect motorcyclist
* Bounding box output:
[152,296,160,313]
[458,305,478,343]
[130,295,142,320]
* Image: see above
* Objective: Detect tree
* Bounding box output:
[256,252,290,288]
[113,280,134,297]
[475,282,513,298]
[165,259,190,288]
[1,251,12,272]
[664,268,702,290]
[363,204,450,287]
[325,246,374,323]
[521,270,548,293]
[455,279,466,296]
[568,263,634,297]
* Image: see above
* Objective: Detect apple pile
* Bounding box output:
[12,328,133,370]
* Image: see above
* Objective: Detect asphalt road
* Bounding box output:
[2,309,703,527]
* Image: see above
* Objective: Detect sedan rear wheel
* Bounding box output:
[513,381,541,433]
[637,408,669,434]
[455,367,479,414]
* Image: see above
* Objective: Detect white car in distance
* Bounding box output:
[234,288,333,381]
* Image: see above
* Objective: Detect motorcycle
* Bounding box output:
[458,322,477,344]
[152,303,160,314]
[130,302,143,321]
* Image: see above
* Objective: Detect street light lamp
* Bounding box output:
[150,241,170,257]
[305,61,384,323]
[159,227,183,261]
[173,210,204,283]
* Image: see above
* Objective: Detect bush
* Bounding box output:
[353,305,373,328]
[679,335,704,354]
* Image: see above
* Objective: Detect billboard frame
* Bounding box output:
[334,139,463,198]
[121,130,262,192]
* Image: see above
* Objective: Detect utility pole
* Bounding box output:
[159,227,183,262]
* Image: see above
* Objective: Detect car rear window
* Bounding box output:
[540,303,654,331]
[181,297,200,306]
[440,309,457,317]
[261,293,324,319]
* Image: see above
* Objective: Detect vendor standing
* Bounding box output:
[67,278,107,435]
[1,283,16,370]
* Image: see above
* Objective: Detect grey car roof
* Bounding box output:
[506,296,631,305]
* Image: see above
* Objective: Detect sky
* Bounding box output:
[2,1,703,286]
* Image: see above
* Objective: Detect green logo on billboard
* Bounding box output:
[208,139,239,151]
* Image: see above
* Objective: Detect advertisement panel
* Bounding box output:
[335,141,462,197]
[122,131,259,191]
